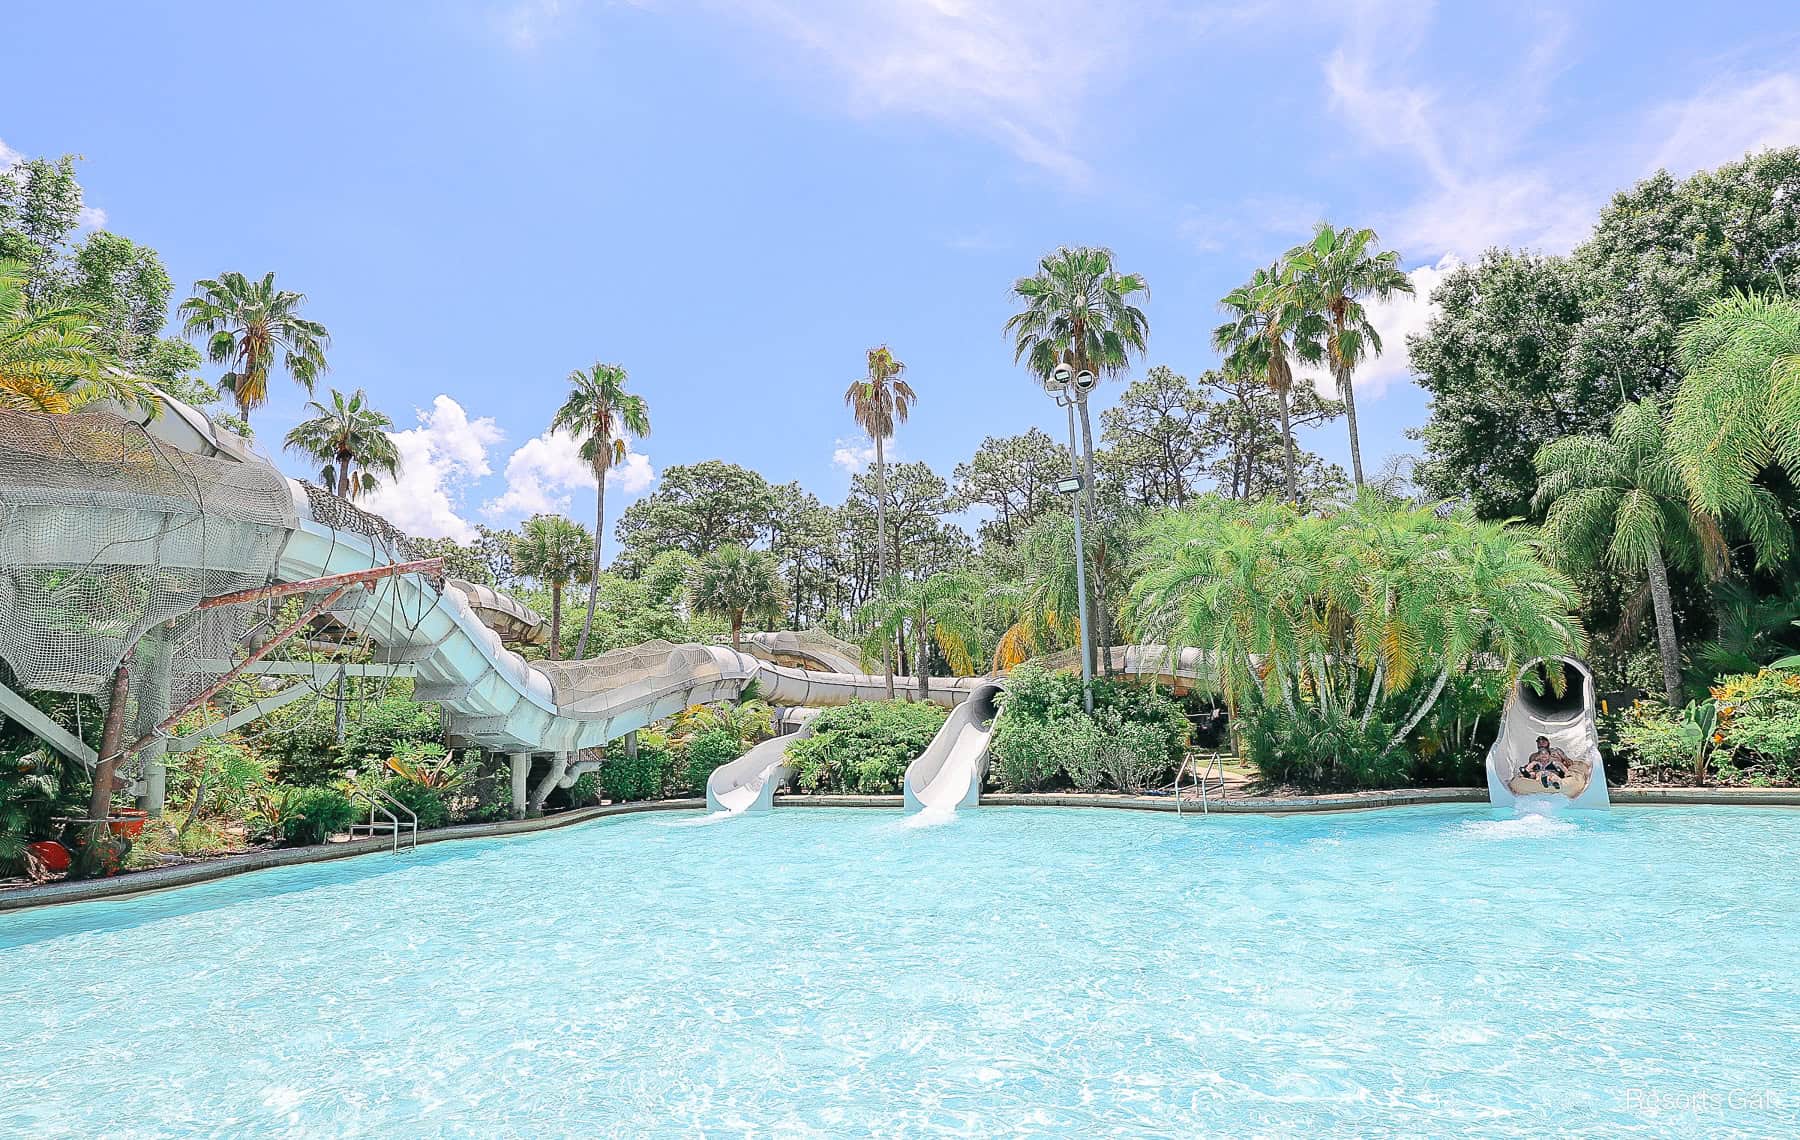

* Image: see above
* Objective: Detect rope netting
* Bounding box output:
[0,411,297,705]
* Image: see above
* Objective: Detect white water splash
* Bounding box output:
[660,809,742,828]
[899,804,958,831]
[1460,802,1578,839]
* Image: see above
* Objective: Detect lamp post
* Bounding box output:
[1049,362,1096,715]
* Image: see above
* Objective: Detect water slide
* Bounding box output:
[705,715,819,813]
[1485,656,1609,809]
[0,403,981,813]
[902,681,1004,813]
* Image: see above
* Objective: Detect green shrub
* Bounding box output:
[1711,669,1800,782]
[681,728,745,793]
[338,689,443,767]
[989,665,1190,791]
[1239,701,1408,791]
[785,701,949,794]
[600,737,675,802]
[279,786,356,846]
[383,781,448,830]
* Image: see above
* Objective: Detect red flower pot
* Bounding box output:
[26,840,71,873]
[109,809,147,838]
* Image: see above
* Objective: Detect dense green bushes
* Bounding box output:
[599,735,677,802]
[988,666,1188,793]
[1615,668,1800,784]
[785,701,949,793]
[680,729,745,794]
[279,787,356,846]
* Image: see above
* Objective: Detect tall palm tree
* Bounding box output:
[0,259,157,415]
[1005,246,1150,517]
[690,544,786,653]
[1532,401,1782,707]
[1669,293,1800,518]
[857,571,984,699]
[844,345,916,699]
[511,514,594,660]
[552,361,652,660]
[1285,224,1411,488]
[178,270,329,421]
[282,387,400,499]
[1213,260,1322,502]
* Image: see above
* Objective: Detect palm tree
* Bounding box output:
[511,514,594,660]
[178,270,329,421]
[1669,293,1800,517]
[1285,224,1412,488]
[1005,246,1149,517]
[1532,401,1782,707]
[1213,260,1321,502]
[282,387,400,499]
[844,345,916,699]
[1,259,157,415]
[857,572,984,699]
[690,544,785,653]
[551,362,652,660]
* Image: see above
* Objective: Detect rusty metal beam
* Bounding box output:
[112,585,354,763]
[196,558,443,611]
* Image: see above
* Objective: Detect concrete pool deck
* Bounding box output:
[5,786,1798,912]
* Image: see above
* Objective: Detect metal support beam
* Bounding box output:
[173,660,417,679]
[196,557,444,611]
[0,679,98,769]
[163,678,327,753]
[509,752,530,820]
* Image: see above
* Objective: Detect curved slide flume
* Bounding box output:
[903,681,1004,814]
[1485,656,1608,809]
[704,716,820,814]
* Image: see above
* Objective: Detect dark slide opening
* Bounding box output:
[1517,660,1588,719]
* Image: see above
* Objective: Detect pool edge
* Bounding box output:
[7,786,1797,912]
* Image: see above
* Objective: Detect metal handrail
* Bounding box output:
[349,787,418,854]
[1175,750,1228,817]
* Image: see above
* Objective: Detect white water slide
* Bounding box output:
[1485,657,1609,809]
[0,402,983,814]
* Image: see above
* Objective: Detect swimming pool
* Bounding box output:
[3,805,1796,1137]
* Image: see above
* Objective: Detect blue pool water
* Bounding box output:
[3,804,1797,1137]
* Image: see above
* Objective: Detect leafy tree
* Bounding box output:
[1213,261,1321,501]
[282,387,400,498]
[178,270,329,419]
[844,345,916,699]
[1669,293,1800,520]
[767,482,839,627]
[1414,149,1800,516]
[1127,495,1583,765]
[1098,367,1215,508]
[0,258,155,414]
[551,361,651,659]
[951,428,1070,546]
[1286,223,1413,487]
[1005,245,1149,522]
[511,515,593,659]
[1195,367,1344,503]
[856,571,984,699]
[613,460,775,573]
[0,155,82,296]
[409,535,496,586]
[690,544,785,653]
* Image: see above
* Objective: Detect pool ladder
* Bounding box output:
[348,787,418,854]
[1174,751,1228,817]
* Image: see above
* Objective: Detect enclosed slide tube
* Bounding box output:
[1485,656,1608,809]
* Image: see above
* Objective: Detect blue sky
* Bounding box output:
[6,1,1799,554]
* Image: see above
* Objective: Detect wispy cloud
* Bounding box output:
[483,428,655,519]
[0,138,21,170]
[831,438,877,474]
[715,0,1146,184]
[1648,71,1800,175]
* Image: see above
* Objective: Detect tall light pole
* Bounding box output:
[1049,362,1096,715]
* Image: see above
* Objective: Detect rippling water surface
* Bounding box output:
[3,805,1797,1137]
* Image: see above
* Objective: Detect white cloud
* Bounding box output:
[717,0,1147,183]
[832,438,877,473]
[0,138,20,170]
[77,206,107,229]
[1649,72,1800,176]
[497,0,573,49]
[361,396,504,543]
[1296,254,1460,401]
[483,428,655,519]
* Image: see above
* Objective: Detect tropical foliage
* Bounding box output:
[511,514,595,659]
[689,544,785,652]
[283,387,401,498]
[178,270,329,419]
[552,361,651,659]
